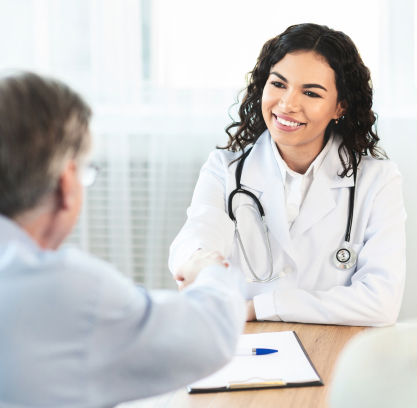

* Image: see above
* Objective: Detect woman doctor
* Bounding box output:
[169,23,406,326]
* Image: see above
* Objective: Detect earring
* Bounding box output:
[335,118,339,124]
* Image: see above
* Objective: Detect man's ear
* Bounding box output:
[56,161,78,211]
[335,100,348,119]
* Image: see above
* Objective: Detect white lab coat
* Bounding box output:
[169,130,406,327]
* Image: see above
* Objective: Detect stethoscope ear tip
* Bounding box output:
[245,277,254,284]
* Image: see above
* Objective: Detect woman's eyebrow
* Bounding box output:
[270,71,288,83]
[270,71,327,92]
[303,83,327,92]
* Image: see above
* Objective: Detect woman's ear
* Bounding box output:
[335,100,348,119]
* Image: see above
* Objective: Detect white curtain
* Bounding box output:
[1,0,417,320]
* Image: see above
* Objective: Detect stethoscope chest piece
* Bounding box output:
[333,244,357,270]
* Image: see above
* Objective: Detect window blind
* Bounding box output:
[66,133,219,289]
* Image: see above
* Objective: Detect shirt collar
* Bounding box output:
[270,134,334,183]
[0,214,40,250]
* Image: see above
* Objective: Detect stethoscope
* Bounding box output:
[227,146,358,283]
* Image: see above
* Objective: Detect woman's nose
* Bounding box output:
[279,90,300,112]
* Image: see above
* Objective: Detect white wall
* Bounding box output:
[374,0,417,320]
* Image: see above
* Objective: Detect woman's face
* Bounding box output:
[261,51,346,149]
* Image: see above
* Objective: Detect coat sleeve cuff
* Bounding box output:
[253,291,281,321]
[169,244,202,275]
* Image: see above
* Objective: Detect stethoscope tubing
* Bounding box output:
[227,143,358,283]
[234,215,277,283]
[344,151,357,243]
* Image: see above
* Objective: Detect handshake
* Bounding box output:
[173,250,256,321]
[173,249,230,290]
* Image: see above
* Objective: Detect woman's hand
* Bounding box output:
[246,300,256,321]
[173,250,228,290]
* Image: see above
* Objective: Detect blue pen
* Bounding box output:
[235,348,278,356]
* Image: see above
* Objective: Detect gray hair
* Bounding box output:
[0,72,92,217]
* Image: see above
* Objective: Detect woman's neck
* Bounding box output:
[276,134,327,174]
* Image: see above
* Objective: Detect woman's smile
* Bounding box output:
[273,113,305,132]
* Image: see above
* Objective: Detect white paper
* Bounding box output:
[189,331,320,389]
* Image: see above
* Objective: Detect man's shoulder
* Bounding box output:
[56,246,134,291]
[43,246,143,313]
[58,246,120,275]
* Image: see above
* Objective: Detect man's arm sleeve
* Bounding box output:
[87,265,245,406]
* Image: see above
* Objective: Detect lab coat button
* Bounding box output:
[284,265,293,274]
[278,271,286,278]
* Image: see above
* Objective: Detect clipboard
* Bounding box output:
[188,331,323,393]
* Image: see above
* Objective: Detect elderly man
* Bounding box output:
[0,73,245,407]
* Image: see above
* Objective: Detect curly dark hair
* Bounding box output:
[220,23,386,177]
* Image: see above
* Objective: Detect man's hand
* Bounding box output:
[173,250,228,290]
[246,300,256,322]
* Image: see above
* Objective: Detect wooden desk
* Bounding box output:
[119,322,368,408]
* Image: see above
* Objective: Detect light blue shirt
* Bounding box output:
[0,215,245,408]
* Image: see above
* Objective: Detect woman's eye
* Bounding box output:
[304,91,321,98]
[271,81,285,88]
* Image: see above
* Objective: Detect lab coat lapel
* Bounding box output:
[289,169,336,240]
[240,130,294,259]
[289,136,354,241]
